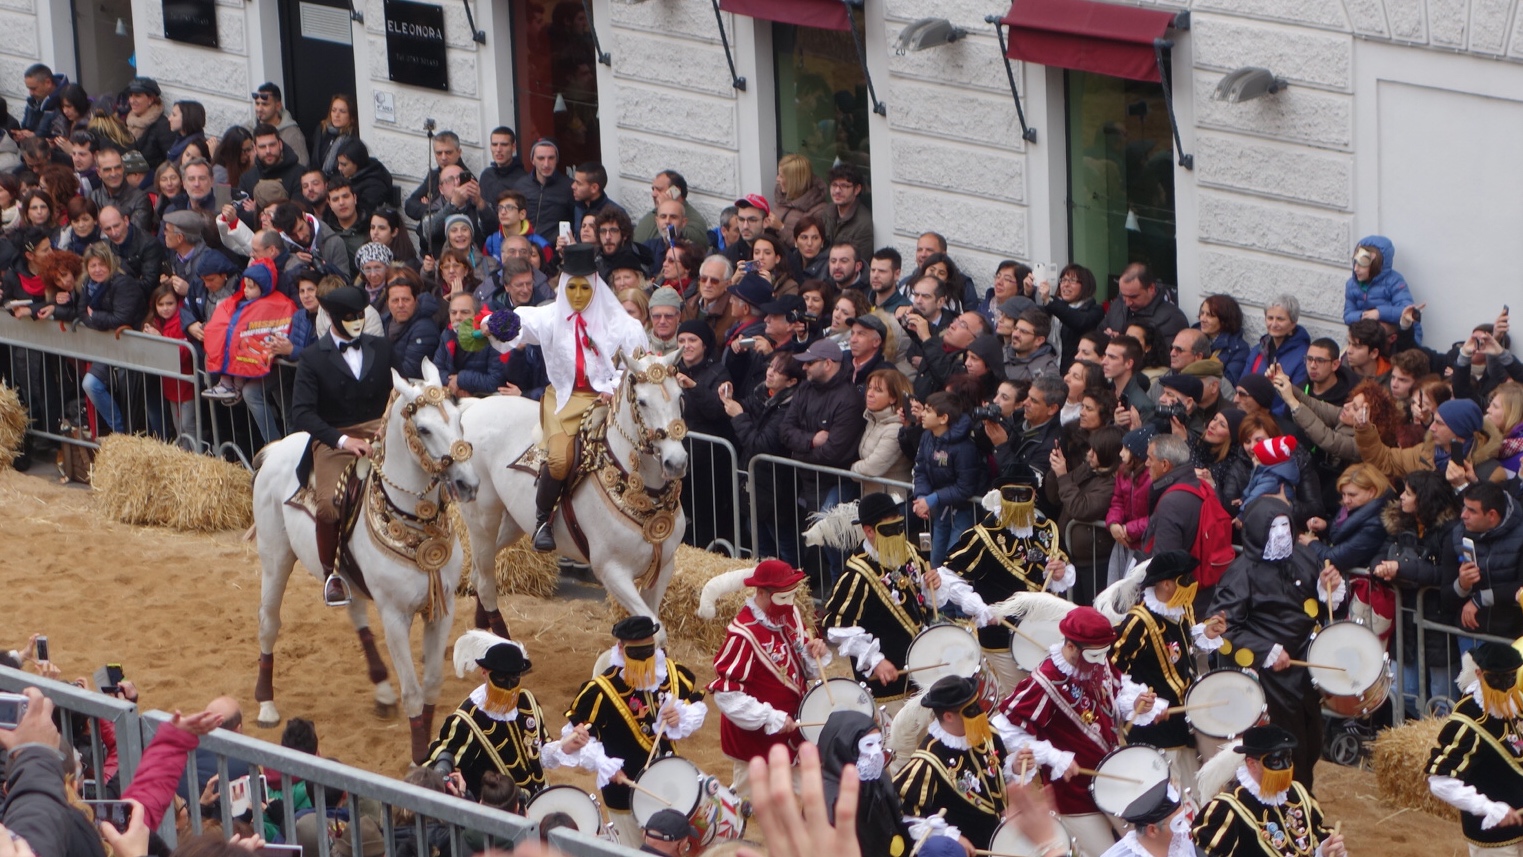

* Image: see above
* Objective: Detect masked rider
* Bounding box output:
[489,243,650,551]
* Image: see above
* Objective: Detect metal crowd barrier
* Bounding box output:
[0,665,144,792]
[142,709,642,857]
[681,432,744,556]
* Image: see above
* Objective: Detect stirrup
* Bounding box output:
[532,520,556,552]
[323,573,352,607]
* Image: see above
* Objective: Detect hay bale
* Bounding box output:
[608,546,815,650]
[494,537,562,599]
[91,435,252,531]
[0,384,25,470]
[1372,718,1459,820]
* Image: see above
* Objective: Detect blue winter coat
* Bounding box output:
[432,334,510,396]
[386,312,440,380]
[1344,235,1420,341]
[913,415,987,513]
[1309,491,1394,571]
[1245,324,1311,415]
[1196,326,1250,385]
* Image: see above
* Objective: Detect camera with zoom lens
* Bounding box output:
[971,404,1004,423]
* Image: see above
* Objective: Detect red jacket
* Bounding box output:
[1105,467,1153,545]
[148,309,195,402]
[709,603,810,762]
[999,658,1125,816]
[122,721,199,830]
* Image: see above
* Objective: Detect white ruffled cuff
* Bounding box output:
[714,690,788,733]
[905,816,962,844]
[1046,563,1077,594]
[1118,675,1165,724]
[1264,643,1285,670]
[1191,623,1227,652]
[1430,775,1513,828]
[934,567,991,617]
[662,694,708,741]
[993,713,1073,779]
[543,723,626,788]
[1320,576,1347,612]
[829,627,885,672]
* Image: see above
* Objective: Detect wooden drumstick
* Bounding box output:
[1075,767,1141,783]
[1287,660,1348,671]
[999,618,1045,649]
[627,782,674,806]
[909,809,948,857]
[795,720,830,729]
[817,657,836,705]
[1164,699,1231,716]
[646,716,668,769]
[974,851,1025,857]
[900,662,954,675]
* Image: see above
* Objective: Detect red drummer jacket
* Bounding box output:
[709,602,811,762]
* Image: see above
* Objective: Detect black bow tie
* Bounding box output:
[338,338,361,352]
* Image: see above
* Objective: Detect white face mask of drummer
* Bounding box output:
[1081,645,1111,665]
[772,587,798,607]
[341,317,365,338]
[857,733,885,781]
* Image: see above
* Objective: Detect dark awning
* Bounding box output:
[718,0,849,31]
[1000,0,1181,82]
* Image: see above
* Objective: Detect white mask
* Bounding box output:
[1081,645,1111,665]
[1264,515,1293,562]
[857,733,885,781]
[1169,809,1193,836]
[772,587,798,606]
[341,317,365,338]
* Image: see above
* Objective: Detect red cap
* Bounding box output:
[744,559,806,590]
[1059,606,1118,647]
[735,194,771,217]
[1252,435,1297,466]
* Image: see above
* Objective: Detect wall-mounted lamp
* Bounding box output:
[1212,67,1288,103]
[895,17,968,55]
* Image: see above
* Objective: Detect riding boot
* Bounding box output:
[316,519,351,607]
[532,466,564,553]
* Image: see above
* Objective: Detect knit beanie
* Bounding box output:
[1237,374,1275,410]
[1437,399,1484,441]
[1252,435,1297,466]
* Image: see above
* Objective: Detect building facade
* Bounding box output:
[12,0,1520,347]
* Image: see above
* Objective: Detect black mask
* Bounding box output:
[1262,750,1293,771]
[874,520,906,538]
[488,671,521,690]
[626,644,657,661]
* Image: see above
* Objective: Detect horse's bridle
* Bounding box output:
[398,385,474,478]
[615,362,687,457]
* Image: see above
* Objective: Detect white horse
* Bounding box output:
[459,350,688,631]
[250,360,479,763]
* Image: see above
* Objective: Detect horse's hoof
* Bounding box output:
[256,701,281,729]
[375,701,397,720]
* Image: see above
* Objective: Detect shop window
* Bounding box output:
[773,18,870,195]
[1065,69,1176,295]
[512,0,601,167]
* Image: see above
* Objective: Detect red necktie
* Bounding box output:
[569,312,589,388]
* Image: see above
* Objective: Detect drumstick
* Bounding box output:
[1075,767,1142,783]
[1164,699,1231,716]
[795,721,830,729]
[900,662,953,675]
[998,618,1045,649]
[1287,660,1348,671]
[974,851,1026,857]
[909,809,948,857]
[817,657,835,705]
[627,782,673,806]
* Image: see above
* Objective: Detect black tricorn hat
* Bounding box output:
[562,243,600,278]
[613,615,660,641]
[476,642,531,674]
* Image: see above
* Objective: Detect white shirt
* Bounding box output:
[332,331,365,450]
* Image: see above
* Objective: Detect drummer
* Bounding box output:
[995,606,1167,857]
[937,473,1077,693]
[545,616,708,845]
[822,492,941,717]
[1427,642,1523,857]
[1110,550,1226,793]
[1207,497,1343,788]
[1192,725,1346,857]
[707,559,831,797]
[893,675,1013,850]
[424,635,548,797]
[1099,778,1197,857]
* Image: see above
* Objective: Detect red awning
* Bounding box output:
[1000,0,1177,82]
[719,0,850,32]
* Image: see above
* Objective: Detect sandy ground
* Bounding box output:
[0,468,1469,854]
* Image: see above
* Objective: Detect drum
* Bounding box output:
[690,770,747,848]
[633,756,703,827]
[1087,744,1171,818]
[797,678,878,744]
[987,817,1074,857]
[1184,670,1266,739]
[906,624,986,689]
[1008,617,1064,672]
[1306,620,1392,717]
[526,785,608,841]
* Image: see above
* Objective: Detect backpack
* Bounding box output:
[1151,479,1236,587]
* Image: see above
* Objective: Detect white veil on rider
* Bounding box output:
[493,264,650,412]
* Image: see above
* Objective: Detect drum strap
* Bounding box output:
[907,749,1004,815]
[845,555,929,637]
[730,621,804,695]
[1212,786,1321,856]
[454,709,514,777]
[593,675,673,754]
[1450,713,1523,775]
[1032,671,1116,753]
[970,526,1043,590]
[1128,607,1190,699]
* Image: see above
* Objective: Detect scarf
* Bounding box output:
[124,101,164,137]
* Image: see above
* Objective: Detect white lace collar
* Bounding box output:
[1048,644,1077,676]
[927,718,969,751]
[468,684,520,723]
[1143,588,1186,621]
[1235,764,1287,806]
[746,597,801,634]
[1114,829,1195,857]
[1465,681,1523,718]
[607,645,670,692]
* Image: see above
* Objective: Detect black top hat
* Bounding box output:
[918,676,978,712]
[612,616,660,641]
[856,493,902,526]
[1234,725,1298,757]
[561,243,599,278]
[476,642,531,674]
[319,286,369,321]
[1138,550,1198,588]
[1119,779,1180,826]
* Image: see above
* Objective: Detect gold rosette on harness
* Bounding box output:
[643,510,676,543]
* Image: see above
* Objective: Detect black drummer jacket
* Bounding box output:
[1112,603,1197,749]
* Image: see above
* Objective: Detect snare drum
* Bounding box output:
[526,785,608,841]
[1008,617,1064,673]
[633,756,703,827]
[1184,670,1266,739]
[1306,620,1392,717]
[906,624,985,688]
[1087,744,1171,818]
[988,817,1074,857]
[797,678,878,744]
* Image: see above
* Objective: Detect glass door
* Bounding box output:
[511,0,601,167]
[773,15,870,197]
